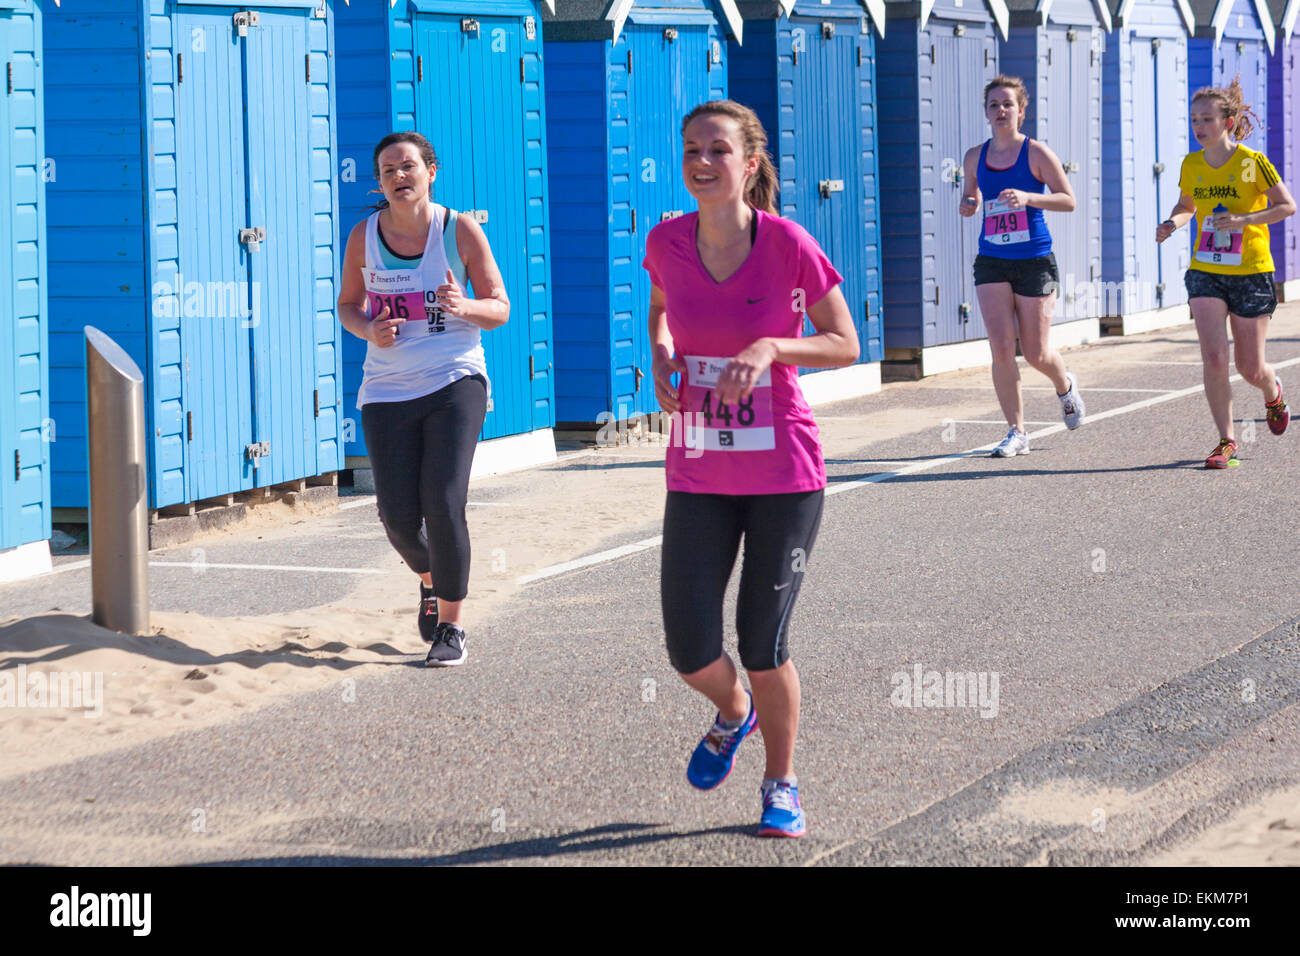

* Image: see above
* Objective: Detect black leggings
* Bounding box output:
[360,375,487,601]
[661,489,824,674]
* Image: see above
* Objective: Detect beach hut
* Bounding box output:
[0,0,50,580]
[1099,0,1195,335]
[1000,0,1111,337]
[1187,0,1273,150]
[877,0,1010,377]
[544,0,741,427]
[727,0,887,402]
[335,0,559,474]
[43,1,343,512]
[1267,0,1298,298]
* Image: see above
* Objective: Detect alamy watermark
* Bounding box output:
[890,663,1000,719]
[0,665,104,718]
[151,275,261,328]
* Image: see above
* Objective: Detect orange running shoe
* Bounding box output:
[1204,438,1239,469]
[1266,379,1289,436]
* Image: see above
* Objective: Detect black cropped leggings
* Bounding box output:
[661,489,824,674]
[360,374,487,601]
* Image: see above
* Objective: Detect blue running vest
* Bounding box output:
[976,138,1052,259]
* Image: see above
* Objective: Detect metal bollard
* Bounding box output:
[85,326,150,635]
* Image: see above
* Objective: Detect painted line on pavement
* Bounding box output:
[518,356,1300,584]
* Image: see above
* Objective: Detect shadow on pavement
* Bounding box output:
[196,821,765,866]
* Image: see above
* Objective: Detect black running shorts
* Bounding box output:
[1184,269,1277,318]
[661,489,824,674]
[973,253,1060,297]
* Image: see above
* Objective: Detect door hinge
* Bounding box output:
[1090,48,1095,66]
[631,208,637,234]
[934,285,940,307]
[239,227,266,252]
[306,54,311,83]
[520,56,525,82]
[529,356,535,381]
[525,16,536,41]
[245,441,271,467]
[707,47,712,72]
[233,11,259,37]
[5,63,11,95]
[984,48,989,68]
[1047,47,1052,66]
[857,46,863,68]
[177,53,183,84]
[864,299,870,321]
[14,450,19,481]
[313,390,319,418]
[793,47,799,66]
[627,49,633,74]
[187,411,193,441]
[462,18,480,36]
[417,56,424,82]
[929,45,935,65]
[635,367,644,391]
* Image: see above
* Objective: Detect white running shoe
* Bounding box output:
[990,428,1030,458]
[1058,371,1085,429]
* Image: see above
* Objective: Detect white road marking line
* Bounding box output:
[338,495,377,511]
[951,420,1057,426]
[148,561,387,574]
[515,537,664,586]
[1116,360,1203,365]
[921,385,1171,393]
[519,356,1300,584]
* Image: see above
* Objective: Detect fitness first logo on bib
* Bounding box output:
[681,356,775,453]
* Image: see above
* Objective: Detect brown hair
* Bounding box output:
[680,100,779,215]
[983,75,1030,130]
[369,131,440,211]
[1191,76,1260,142]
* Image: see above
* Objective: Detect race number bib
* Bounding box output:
[1194,226,1243,266]
[983,198,1029,245]
[681,355,775,453]
[363,268,423,335]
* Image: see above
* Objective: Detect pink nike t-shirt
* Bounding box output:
[642,209,844,496]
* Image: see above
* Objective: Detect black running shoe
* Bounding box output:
[418,584,439,643]
[425,622,467,667]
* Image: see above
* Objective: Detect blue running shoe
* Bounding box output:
[686,692,757,791]
[758,780,805,838]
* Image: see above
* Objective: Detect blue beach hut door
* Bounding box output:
[0,5,14,547]
[173,7,317,500]
[413,11,540,441]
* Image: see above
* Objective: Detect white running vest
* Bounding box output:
[357,204,490,407]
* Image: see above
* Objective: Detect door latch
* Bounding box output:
[233,11,258,37]
[462,18,480,36]
[463,209,489,224]
[819,179,845,198]
[245,441,270,467]
[1152,162,1165,176]
[239,227,266,252]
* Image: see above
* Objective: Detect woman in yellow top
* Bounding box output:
[1157,78,1296,468]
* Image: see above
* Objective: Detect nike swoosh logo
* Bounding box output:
[773,582,791,591]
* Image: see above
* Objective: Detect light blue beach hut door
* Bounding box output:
[0,4,14,547]
[174,7,317,500]
[413,11,542,440]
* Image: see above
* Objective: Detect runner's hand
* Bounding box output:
[653,351,686,414]
[369,305,403,349]
[1155,221,1176,244]
[958,196,979,218]
[436,269,466,316]
[1207,213,1243,231]
[998,188,1030,209]
[715,340,778,406]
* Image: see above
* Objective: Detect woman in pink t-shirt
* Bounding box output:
[642,100,859,838]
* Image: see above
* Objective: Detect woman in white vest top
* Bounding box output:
[337,132,509,666]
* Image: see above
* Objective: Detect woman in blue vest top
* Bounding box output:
[337,132,510,667]
[959,75,1085,457]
